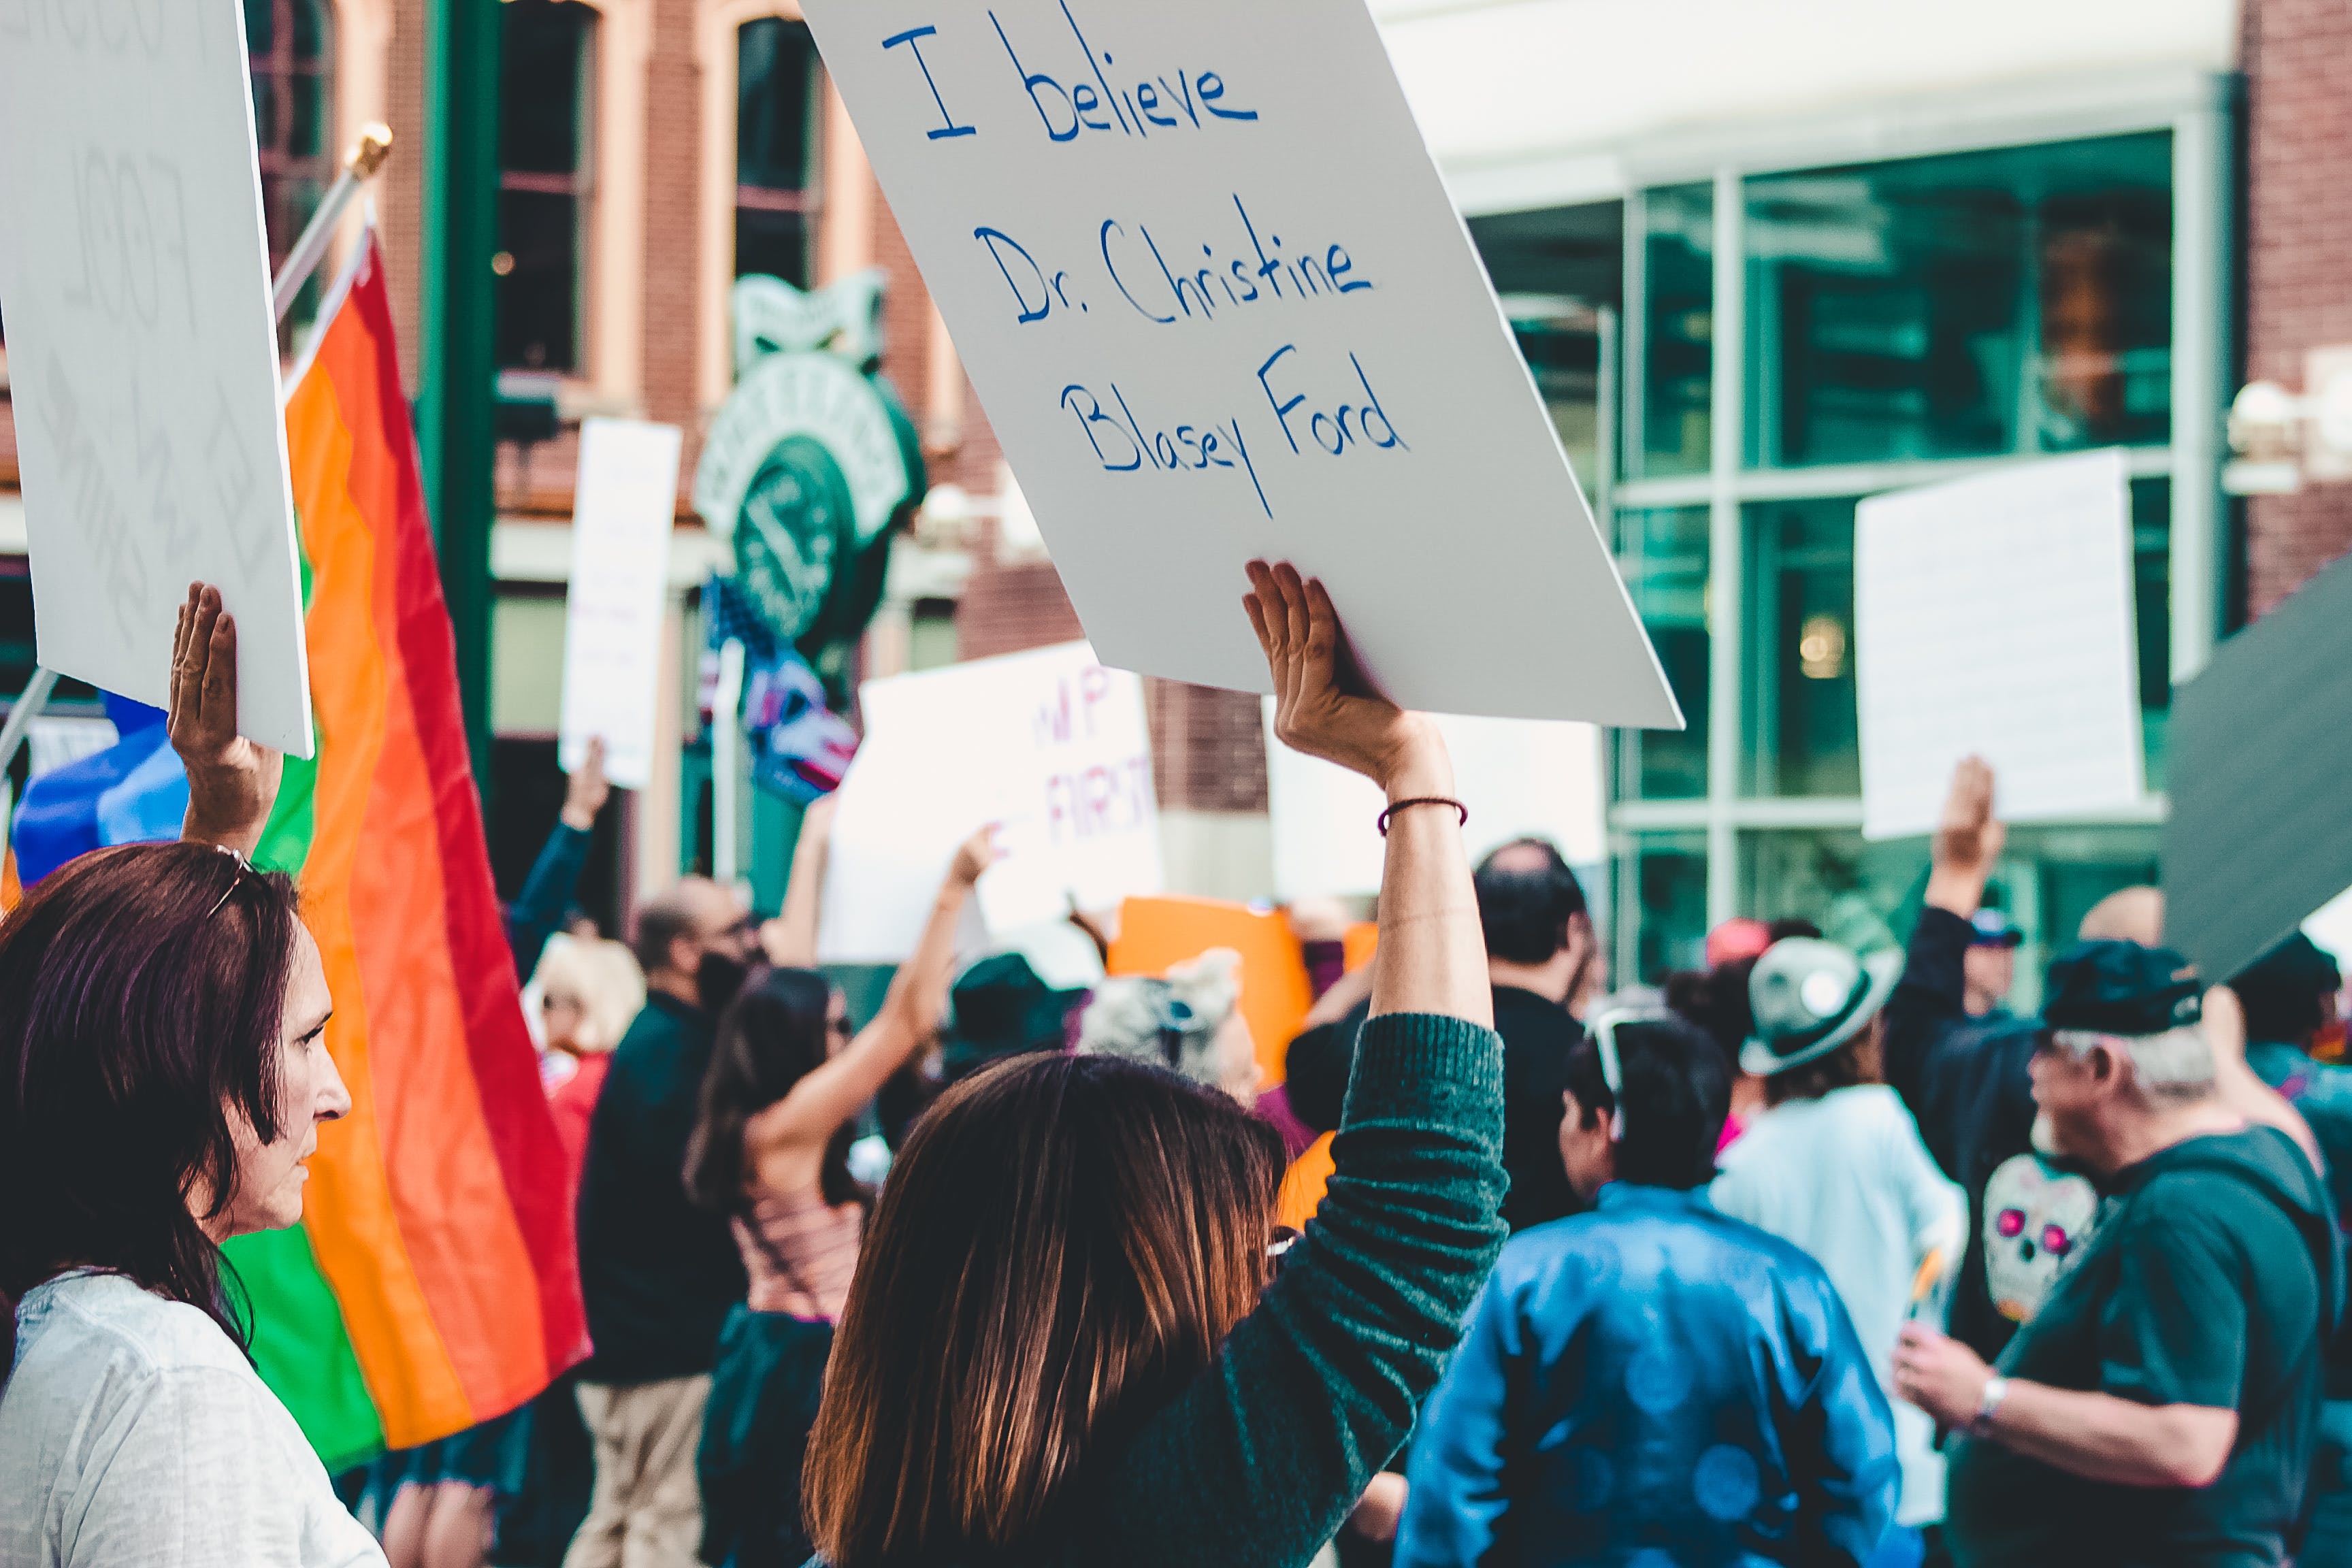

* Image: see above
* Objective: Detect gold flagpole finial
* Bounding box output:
[347,122,394,181]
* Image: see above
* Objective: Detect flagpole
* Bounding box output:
[0,124,396,787]
[274,122,395,325]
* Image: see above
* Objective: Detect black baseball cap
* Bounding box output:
[2042,941,2202,1037]
[1969,909,2024,949]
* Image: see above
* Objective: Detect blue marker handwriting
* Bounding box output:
[1255,345,1409,457]
[1060,382,1271,519]
[995,1,1256,145]
[973,197,1372,329]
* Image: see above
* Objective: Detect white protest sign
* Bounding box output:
[817,642,1162,962]
[1855,449,2143,840]
[559,419,683,789]
[1264,701,1605,900]
[0,2,312,755]
[798,0,1678,728]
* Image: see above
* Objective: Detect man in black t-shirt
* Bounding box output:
[1895,941,2345,1567]
[1295,838,1595,1235]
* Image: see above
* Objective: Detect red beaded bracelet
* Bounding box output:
[1377,796,1469,836]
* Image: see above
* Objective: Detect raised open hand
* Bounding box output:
[170,583,284,857]
[1243,561,1439,791]
[950,822,1003,888]
[1931,755,2006,886]
[562,736,612,829]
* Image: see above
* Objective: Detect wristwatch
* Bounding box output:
[1969,1375,2011,1438]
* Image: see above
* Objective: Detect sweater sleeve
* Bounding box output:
[1071,1013,1508,1568]
[506,821,592,980]
[1880,908,1972,1146]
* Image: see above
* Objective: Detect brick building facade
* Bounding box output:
[2240,0,2352,615]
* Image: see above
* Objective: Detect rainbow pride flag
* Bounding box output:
[222,226,588,1469]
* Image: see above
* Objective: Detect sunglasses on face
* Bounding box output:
[1587,1007,1672,1140]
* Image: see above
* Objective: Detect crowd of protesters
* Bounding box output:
[4,573,2351,1568]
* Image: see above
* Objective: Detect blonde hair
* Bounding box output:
[529,934,645,1054]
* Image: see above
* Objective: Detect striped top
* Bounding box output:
[732,1192,865,1322]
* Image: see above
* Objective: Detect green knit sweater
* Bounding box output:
[1041,1011,1509,1568]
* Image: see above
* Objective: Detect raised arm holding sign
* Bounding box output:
[798,0,1678,728]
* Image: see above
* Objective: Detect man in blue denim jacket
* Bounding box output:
[1397,1011,1899,1567]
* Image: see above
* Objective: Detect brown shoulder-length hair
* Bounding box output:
[0,843,301,1382]
[803,1051,1284,1566]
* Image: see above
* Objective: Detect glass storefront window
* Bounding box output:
[1744,133,2172,470]
[1616,506,1710,799]
[1737,830,1925,955]
[1507,304,1605,497]
[1734,826,2158,1011]
[2130,477,2172,790]
[1631,833,1710,982]
[1636,184,1714,479]
[1471,201,1625,500]
[1743,497,1859,798]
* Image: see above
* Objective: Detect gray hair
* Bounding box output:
[1075,948,1241,1089]
[2051,1024,2216,1103]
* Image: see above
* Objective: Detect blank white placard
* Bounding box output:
[0,3,312,754]
[1264,700,1605,899]
[1855,449,2143,840]
[798,0,1677,728]
[559,419,683,790]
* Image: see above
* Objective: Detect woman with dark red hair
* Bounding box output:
[0,587,386,1568]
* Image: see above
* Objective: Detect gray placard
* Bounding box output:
[2164,549,2352,982]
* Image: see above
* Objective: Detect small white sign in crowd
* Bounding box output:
[1855,449,2144,840]
[559,419,686,791]
[819,642,1162,962]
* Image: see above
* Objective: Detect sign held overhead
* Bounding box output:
[798,0,1680,728]
[1855,451,2144,840]
[559,419,685,791]
[0,0,314,755]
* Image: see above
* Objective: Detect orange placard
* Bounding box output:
[1342,921,1379,974]
[1108,896,1313,1086]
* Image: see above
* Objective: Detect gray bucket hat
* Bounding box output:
[1742,937,1903,1077]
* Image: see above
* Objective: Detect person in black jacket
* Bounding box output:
[1879,760,2046,1363]
[569,877,762,1568]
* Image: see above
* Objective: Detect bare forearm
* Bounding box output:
[769,826,830,967]
[1367,736,1488,1028]
[885,877,971,1041]
[1985,1382,2234,1488]
[182,792,268,858]
[1925,864,1988,919]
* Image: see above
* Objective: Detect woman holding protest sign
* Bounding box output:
[682,821,995,1568]
[0,587,387,1568]
[796,561,1507,1568]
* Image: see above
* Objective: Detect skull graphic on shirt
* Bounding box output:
[1982,1152,2103,1324]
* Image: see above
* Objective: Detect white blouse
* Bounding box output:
[1,1271,387,1568]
